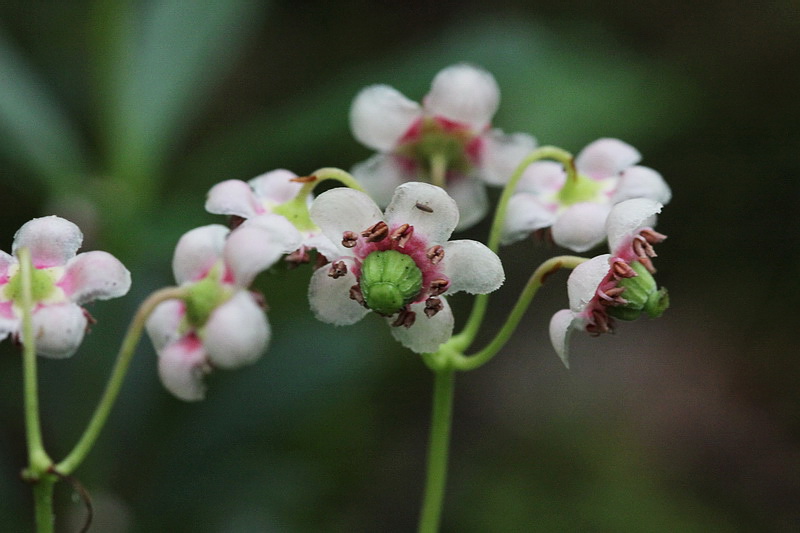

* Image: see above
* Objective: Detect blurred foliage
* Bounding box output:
[1,0,799,531]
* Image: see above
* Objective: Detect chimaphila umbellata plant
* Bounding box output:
[7,63,672,532]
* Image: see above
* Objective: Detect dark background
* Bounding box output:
[1,1,798,531]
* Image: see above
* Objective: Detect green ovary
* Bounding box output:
[4,267,60,304]
[360,250,423,316]
[184,276,230,327]
[557,172,604,206]
[607,261,669,321]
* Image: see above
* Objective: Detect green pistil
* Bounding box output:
[396,118,474,178]
[4,267,59,304]
[557,172,604,206]
[607,261,669,321]
[184,275,230,327]
[360,250,423,316]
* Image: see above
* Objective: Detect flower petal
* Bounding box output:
[351,154,412,208]
[567,254,611,313]
[516,161,566,194]
[60,251,131,305]
[146,299,185,351]
[480,129,536,185]
[203,291,269,369]
[549,309,580,368]
[606,198,662,254]
[501,193,557,245]
[551,203,612,253]
[31,303,88,358]
[385,182,459,243]
[442,240,504,294]
[13,216,83,268]
[225,215,301,286]
[447,176,489,232]
[388,298,455,353]
[172,225,228,284]
[205,179,264,218]
[157,335,209,401]
[423,64,499,131]
[613,166,672,205]
[248,169,303,204]
[310,188,384,255]
[1,251,14,280]
[575,138,641,179]
[350,84,422,152]
[308,261,368,325]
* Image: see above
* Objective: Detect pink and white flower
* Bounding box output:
[502,138,672,252]
[146,219,298,401]
[549,198,669,367]
[350,63,536,230]
[0,216,131,358]
[308,182,504,353]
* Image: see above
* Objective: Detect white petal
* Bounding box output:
[145,299,185,351]
[203,291,269,369]
[447,176,489,232]
[385,182,459,243]
[31,303,88,358]
[442,240,504,294]
[350,85,422,152]
[310,188,384,254]
[60,251,131,305]
[308,262,369,325]
[613,166,672,205]
[479,129,537,185]
[13,216,83,268]
[0,251,14,278]
[606,198,662,254]
[516,161,566,194]
[551,203,612,253]
[351,154,412,208]
[549,309,580,368]
[423,64,499,131]
[388,298,455,353]
[303,231,340,260]
[157,335,209,401]
[575,138,641,179]
[172,225,228,284]
[501,193,557,245]
[248,169,303,204]
[225,216,301,286]
[567,254,611,313]
[205,180,263,218]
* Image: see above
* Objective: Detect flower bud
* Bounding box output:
[359,250,423,315]
[607,260,669,321]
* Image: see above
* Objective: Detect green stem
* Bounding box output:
[56,286,188,474]
[429,153,447,189]
[418,369,455,533]
[32,476,56,533]
[309,167,365,193]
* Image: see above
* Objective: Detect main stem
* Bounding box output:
[418,369,455,533]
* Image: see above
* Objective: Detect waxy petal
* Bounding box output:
[31,303,88,358]
[423,64,499,131]
[351,154,412,208]
[613,166,672,205]
[60,251,131,305]
[172,225,228,284]
[308,261,369,325]
[225,216,301,287]
[575,138,641,179]
[203,291,269,369]
[157,335,209,401]
[310,188,384,255]
[385,182,459,244]
[388,298,455,354]
[567,254,611,313]
[447,175,490,231]
[549,309,580,368]
[551,203,612,253]
[606,198,662,254]
[248,169,303,204]
[146,299,186,351]
[442,240,504,295]
[13,216,82,268]
[516,161,566,194]
[480,129,537,185]
[205,179,263,218]
[0,250,13,280]
[350,85,422,152]
[501,193,557,245]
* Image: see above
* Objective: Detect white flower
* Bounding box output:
[0,216,131,358]
[549,199,668,367]
[308,182,504,353]
[146,219,296,401]
[350,63,536,230]
[502,138,672,252]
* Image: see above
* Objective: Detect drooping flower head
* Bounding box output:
[549,198,669,367]
[146,218,300,401]
[308,182,504,353]
[350,63,536,230]
[502,138,672,252]
[0,216,131,358]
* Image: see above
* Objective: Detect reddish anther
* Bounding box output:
[342,231,358,248]
[361,221,389,242]
[612,259,637,278]
[390,224,414,248]
[426,245,445,265]
[349,284,365,305]
[424,297,443,317]
[328,260,347,279]
[640,228,667,244]
[391,309,416,328]
[429,278,449,296]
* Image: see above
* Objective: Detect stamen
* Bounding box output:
[586,309,613,335]
[285,246,310,266]
[349,284,365,306]
[342,231,358,248]
[638,256,657,274]
[640,228,667,244]
[391,308,416,328]
[633,235,657,258]
[612,259,637,278]
[249,291,268,311]
[390,224,414,248]
[424,297,443,317]
[597,287,627,306]
[426,245,445,265]
[361,221,389,242]
[328,260,347,279]
[429,278,449,296]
